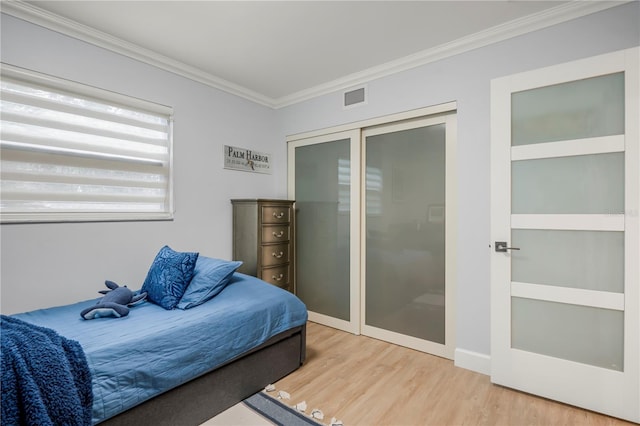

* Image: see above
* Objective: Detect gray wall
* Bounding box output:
[1,3,638,361]
[276,2,639,357]
[0,14,286,314]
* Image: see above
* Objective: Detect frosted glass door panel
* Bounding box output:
[511,230,624,292]
[511,153,624,214]
[512,297,623,371]
[295,139,350,321]
[511,72,624,146]
[365,124,445,343]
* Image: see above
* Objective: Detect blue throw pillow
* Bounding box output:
[176,256,242,309]
[142,245,199,310]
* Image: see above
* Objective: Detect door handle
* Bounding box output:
[495,241,520,252]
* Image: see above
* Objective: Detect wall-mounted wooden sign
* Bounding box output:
[224,145,272,174]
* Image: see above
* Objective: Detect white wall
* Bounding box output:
[0,14,286,314]
[276,2,640,361]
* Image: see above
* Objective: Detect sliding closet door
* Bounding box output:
[361,115,456,358]
[288,105,457,351]
[288,130,360,333]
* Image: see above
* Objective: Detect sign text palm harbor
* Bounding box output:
[224,145,272,174]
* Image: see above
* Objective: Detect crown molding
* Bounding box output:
[0,0,276,108]
[273,1,630,108]
[1,0,629,110]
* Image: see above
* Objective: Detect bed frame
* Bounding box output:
[102,323,306,426]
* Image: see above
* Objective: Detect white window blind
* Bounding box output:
[0,64,173,223]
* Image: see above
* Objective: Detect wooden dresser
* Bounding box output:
[231,199,295,293]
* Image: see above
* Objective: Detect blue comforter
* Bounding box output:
[1,315,93,426]
[11,273,308,424]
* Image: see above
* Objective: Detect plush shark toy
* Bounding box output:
[80,280,147,320]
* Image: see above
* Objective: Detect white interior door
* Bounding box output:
[490,48,639,422]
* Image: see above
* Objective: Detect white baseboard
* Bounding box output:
[454,348,491,376]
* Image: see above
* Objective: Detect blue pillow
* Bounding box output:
[177,256,242,309]
[141,245,199,310]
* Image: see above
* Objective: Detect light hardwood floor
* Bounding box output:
[274,322,635,426]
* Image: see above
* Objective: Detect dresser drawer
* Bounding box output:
[261,225,290,243]
[261,206,291,224]
[261,265,290,289]
[261,243,290,267]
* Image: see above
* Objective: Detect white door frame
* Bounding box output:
[490,47,639,423]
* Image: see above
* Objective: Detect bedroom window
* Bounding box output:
[0,64,173,223]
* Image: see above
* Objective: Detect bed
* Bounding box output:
[2,270,308,425]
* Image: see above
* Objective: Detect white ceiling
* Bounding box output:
[5,1,624,107]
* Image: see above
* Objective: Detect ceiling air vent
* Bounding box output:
[343,86,367,109]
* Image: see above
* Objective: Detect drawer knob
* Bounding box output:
[272,211,285,219]
[272,251,284,259]
[272,230,285,238]
[272,273,284,281]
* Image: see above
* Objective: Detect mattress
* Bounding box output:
[12,273,308,424]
